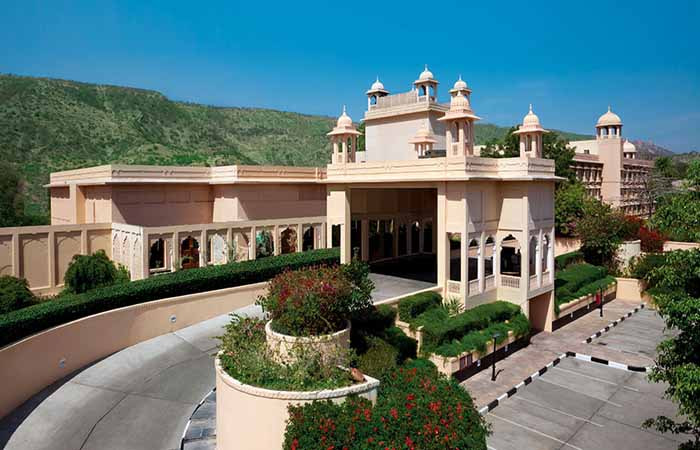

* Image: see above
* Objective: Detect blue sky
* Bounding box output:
[1,0,698,152]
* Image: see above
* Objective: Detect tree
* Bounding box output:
[644,249,700,449]
[0,275,35,314]
[543,132,576,181]
[575,199,625,267]
[685,159,700,190]
[555,181,591,236]
[63,250,129,294]
[0,162,25,227]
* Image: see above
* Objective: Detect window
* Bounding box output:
[583,149,590,155]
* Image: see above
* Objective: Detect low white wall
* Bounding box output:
[664,241,700,252]
[0,282,267,419]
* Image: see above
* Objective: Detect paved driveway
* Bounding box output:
[0,274,429,450]
[485,357,683,450]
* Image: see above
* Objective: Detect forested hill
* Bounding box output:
[0,74,590,218]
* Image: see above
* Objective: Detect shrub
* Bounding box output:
[417,301,522,352]
[258,260,372,336]
[620,215,643,241]
[0,248,340,347]
[397,291,442,322]
[401,357,438,376]
[218,315,351,391]
[381,326,417,362]
[357,337,398,379]
[555,250,584,271]
[555,263,607,297]
[639,226,666,253]
[0,276,35,314]
[433,312,531,357]
[284,365,489,449]
[628,253,667,282]
[63,250,126,294]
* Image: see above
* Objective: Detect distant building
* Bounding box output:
[568,108,654,216]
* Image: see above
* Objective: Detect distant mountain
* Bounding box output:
[670,151,700,163]
[0,73,596,218]
[628,140,674,160]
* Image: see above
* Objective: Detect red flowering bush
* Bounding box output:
[283,365,489,449]
[639,226,666,253]
[257,262,372,336]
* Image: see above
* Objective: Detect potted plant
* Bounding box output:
[257,262,373,364]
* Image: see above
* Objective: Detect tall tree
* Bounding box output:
[0,162,25,227]
[542,132,576,182]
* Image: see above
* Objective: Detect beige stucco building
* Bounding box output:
[569,107,654,216]
[1,66,559,331]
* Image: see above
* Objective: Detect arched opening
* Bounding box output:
[302,227,315,251]
[468,238,479,282]
[420,85,427,96]
[448,233,461,281]
[369,220,381,260]
[484,236,495,278]
[256,230,274,259]
[180,236,200,269]
[529,236,537,275]
[398,223,407,256]
[351,220,361,257]
[149,238,165,270]
[411,221,420,254]
[500,234,521,277]
[370,95,377,105]
[280,227,297,254]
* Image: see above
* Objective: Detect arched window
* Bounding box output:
[180,236,199,269]
[542,234,550,272]
[149,238,165,270]
[468,238,479,282]
[280,227,297,254]
[529,236,537,275]
[500,234,521,276]
[484,236,495,277]
[448,233,461,281]
[256,230,274,258]
[302,227,315,251]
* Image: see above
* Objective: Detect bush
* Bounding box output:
[63,250,126,294]
[218,315,351,391]
[284,365,489,449]
[628,253,667,282]
[0,248,340,347]
[0,276,35,314]
[357,337,398,379]
[417,301,522,352]
[381,326,417,362]
[555,263,607,297]
[401,357,438,376]
[433,312,531,357]
[639,227,666,253]
[397,291,442,322]
[555,250,584,271]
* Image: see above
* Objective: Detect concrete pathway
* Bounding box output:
[0,274,429,450]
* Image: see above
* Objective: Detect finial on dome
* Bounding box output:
[608,105,612,112]
[425,64,429,70]
[342,105,346,114]
[529,103,533,113]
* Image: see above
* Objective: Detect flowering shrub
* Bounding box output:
[218,315,352,391]
[639,226,666,253]
[284,365,489,449]
[258,260,373,336]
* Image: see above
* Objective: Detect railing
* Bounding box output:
[447,280,461,295]
[468,279,479,296]
[500,275,520,289]
[484,274,495,291]
[529,274,538,290]
[374,91,419,109]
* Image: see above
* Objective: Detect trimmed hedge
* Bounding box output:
[555,250,584,271]
[554,263,607,301]
[0,248,340,348]
[396,291,442,322]
[433,312,531,357]
[415,301,522,352]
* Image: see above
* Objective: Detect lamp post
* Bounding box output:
[491,332,501,382]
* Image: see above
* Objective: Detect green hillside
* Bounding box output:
[0,74,592,219]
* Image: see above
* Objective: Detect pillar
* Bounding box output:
[458,121,465,155]
[200,229,207,267]
[548,226,555,284]
[436,183,448,293]
[478,231,485,293]
[361,218,369,261]
[341,191,351,264]
[460,195,468,298]
[249,226,257,260]
[535,229,543,288]
[172,233,180,270]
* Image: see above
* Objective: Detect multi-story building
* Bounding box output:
[569,108,654,216]
[0,67,559,331]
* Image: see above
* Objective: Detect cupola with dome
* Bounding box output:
[413,65,439,102]
[596,106,623,139]
[513,104,549,158]
[366,76,389,109]
[327,106,361,164]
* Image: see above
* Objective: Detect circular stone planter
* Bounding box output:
[215,355,379,450]
[265,320,351,365]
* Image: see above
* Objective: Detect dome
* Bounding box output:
[450,93,470,109]
[370,77,385,91]
[597,106,622,127]
[336,106,353,128]
[453,75,468,91]
[522,104,541,127]
[419,64,434,81]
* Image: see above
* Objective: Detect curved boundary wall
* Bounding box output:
[0,281,267,419]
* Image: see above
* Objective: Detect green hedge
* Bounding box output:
[0,248,340,348]
[433,312,530,357]
[396,291,442,322]
[416,301,522,352]
[628,253,667,284]
[555,250,584,271]
[554,263,607,301]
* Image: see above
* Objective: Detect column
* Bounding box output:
[332,140,339,164]
[446,127,452,154]
[418,220,425,254]
[200,229,207,267]
[536,229,543,288]
[48,230,55,290]
[273,225,280,256]
[361,218,369,261]
[142,232,150,279]
[436,183,448,294]
[11,232,20,277]
[226,228,233,263]
[478,231,485,293]
[341,190,351,264]
[548,226,555,284]
[494,240,501,287]
[460,196,468,298]
[393,218,399,258]
[341,140,348,164]
[297,223,303,253]
[249,226,257,260]
[172,233,180,271]
[458,121,465,155]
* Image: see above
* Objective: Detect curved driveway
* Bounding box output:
[0,274,432,450]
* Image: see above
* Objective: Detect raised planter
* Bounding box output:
[265,320,351,365]
[395,319,425,353]
[428,330,518,377]
[215,355,379,450]
[556,282,617,319]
